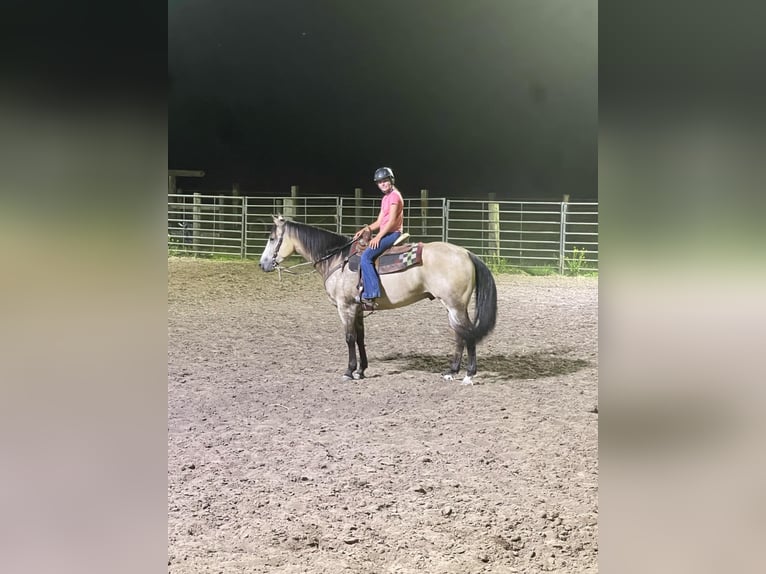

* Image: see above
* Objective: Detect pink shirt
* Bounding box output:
[380,188,404,233]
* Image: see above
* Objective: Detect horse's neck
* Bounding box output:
[289,224,346,263]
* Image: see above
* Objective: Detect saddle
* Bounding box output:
[347,230,424,275]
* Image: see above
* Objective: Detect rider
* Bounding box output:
[353,167,404,306]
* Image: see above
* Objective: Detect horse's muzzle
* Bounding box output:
[259,259,277,272]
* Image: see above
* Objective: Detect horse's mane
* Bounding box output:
[286,220,351,261]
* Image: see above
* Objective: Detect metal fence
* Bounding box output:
[168,193,598,272]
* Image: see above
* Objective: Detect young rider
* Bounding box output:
[352,167,404,306]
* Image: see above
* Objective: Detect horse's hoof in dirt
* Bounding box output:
[342,374,353,381]
[353,371,365,380]
[442,372,455,381]
[461,375,474,385]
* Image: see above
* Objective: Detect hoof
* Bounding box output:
[460,375,474,385]
[353,371,365,380]
[342,373,354,381]
[442,372,455,381]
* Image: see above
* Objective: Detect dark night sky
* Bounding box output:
[169,0,597,199]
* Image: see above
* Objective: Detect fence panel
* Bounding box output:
[562,202,599,272]
[242,196,340,259]
[446,200,565,269]
[338,197,381,237]
[167,193,244,257]
[168,193,599,272]
[404,197,446,242]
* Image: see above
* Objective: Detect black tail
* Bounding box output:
[465,253,498,344]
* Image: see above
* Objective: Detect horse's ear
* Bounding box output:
[272,213,285,224]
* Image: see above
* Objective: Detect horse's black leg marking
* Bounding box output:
[465,341,478,377]
[354,309,367,379]
[443,335,465,377]
[344,328,357,379]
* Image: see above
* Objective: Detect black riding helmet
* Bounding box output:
[373,167,395,183]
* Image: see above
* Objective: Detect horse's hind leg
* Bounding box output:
[443,334,465,381]
[443,306,472,381]
[462,341,477,385]
[354,308,368,379]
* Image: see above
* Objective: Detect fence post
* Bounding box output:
[193,192,201,256]
[284,185,298,219]
[420,189,428,237]
[336,197,342,233]
[519,202,524,266]
[241,195,248,258]
[444,199,450,244]
[488,198,500,262]
[558,196,569,274]
[231,184,241,253]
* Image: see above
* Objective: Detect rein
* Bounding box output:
[312,238,357,266]
[274,260,316,280]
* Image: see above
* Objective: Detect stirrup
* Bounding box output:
[354,295,377,309]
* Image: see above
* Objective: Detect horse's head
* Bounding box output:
[259,214,295,272]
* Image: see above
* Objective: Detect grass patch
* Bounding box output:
[565,246,587,276]
[484,255,510,274]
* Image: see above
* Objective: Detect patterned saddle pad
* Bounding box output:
[348,241,424,275]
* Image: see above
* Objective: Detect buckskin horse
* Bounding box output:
[259,215,497,384]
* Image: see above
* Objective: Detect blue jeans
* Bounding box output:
[360,231,401,299]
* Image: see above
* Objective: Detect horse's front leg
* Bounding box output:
[354,308,368,379]
[339,306,358,380]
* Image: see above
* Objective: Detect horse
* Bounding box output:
[259,215,497,384]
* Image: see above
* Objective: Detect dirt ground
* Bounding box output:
[168,258,598,573]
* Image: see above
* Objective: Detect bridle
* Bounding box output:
[269,222,357,280]
[269,224,296,280]
[270,225,285,267]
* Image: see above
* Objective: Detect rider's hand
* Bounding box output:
[370,235,380,248]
